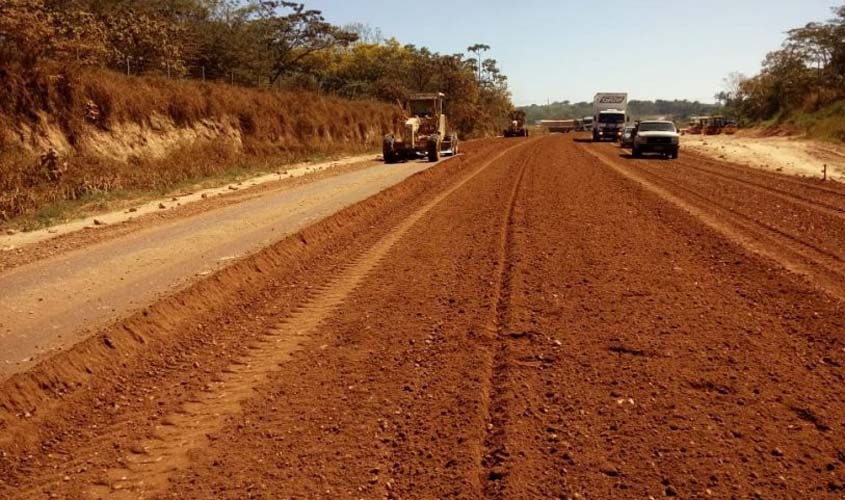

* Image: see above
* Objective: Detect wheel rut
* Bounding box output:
[478,145,535,499]
[582,144,845,301]
[677,160,845,220]
[686,152,845,203]
[8,140,539,500]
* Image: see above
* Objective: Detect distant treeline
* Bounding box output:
[0,0,513,137]
[718,6,845,134]
[520,100,719,124]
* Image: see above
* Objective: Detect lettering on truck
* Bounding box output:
[598,95,626,104]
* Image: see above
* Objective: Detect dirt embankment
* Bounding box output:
[0,68,403,223]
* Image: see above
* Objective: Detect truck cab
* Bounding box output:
[594,110,626,141]
[592,93,628,142]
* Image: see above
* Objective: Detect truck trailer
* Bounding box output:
[592,93,628,142]
[540,119,576,133]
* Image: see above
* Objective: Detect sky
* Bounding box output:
[303,0,837,106]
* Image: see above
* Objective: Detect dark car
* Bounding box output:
[619,125,636,148]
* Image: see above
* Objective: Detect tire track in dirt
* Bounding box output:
[478,145,534,498]
[581,144,845,302]
[8,138,539,500]
[684,150,845,205]
[637,165,845,265]
[678,160,845,220]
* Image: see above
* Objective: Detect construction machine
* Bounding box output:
[383,92,459,164]
[682,116,706,135]
[704,115,728,135]
[504,110,529,137]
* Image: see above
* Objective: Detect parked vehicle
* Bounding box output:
[632,120,680,159]
[681,116,705,135]
[704,115,728,135]
[581,116,594,132]
[592,93,628,142]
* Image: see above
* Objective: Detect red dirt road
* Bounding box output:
[2,135,845,499]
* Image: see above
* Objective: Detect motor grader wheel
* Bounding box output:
[446,133,459,156]
[383,134,399,164]
[427,136,441,162]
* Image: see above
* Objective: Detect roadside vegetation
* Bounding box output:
[0,0,513,224]
[520,100,718,124]
[717,5,845,142]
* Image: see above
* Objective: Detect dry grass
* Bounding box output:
[0,66,402,223]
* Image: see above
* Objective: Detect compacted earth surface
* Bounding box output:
[682,133,845,181]
[2,135,845,499]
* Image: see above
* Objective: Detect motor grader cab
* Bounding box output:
[383,92,459,164]
[504,110,529,137]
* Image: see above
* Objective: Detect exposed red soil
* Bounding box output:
[2,135,845,499]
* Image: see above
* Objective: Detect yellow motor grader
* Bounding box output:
[383,93,459,164]
[504,110,529,137]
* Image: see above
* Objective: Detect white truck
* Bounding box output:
[592,93,628,142]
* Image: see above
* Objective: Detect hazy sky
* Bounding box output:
[304,0,835,105]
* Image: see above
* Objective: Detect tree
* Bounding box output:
[715,72,747,119]
[467,43,489,83]
[256,2,358,84]
[0,0,56,66]
[344,22,384,44]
